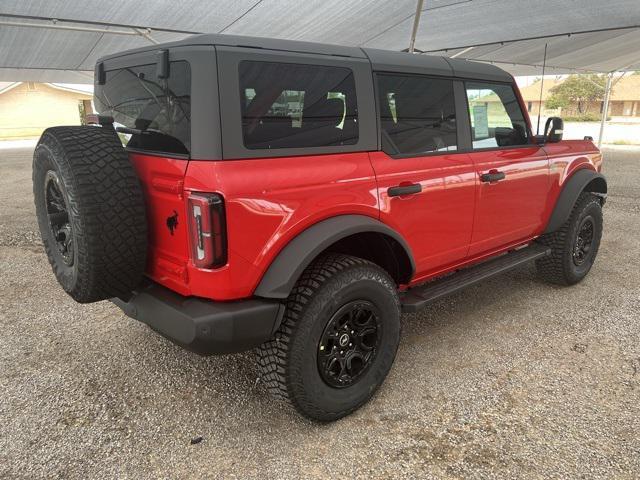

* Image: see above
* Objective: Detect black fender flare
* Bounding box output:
[254,215,416,299]
[544,169,607,234]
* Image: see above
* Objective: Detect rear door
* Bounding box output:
[370,74,476,281]
[463,81,550,256]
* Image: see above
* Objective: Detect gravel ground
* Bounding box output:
[1,146,639,479]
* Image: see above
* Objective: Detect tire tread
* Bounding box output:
[536,192,602,285]
[33,126,147,302]
[256,253,398,420]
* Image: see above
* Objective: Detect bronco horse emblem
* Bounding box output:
[166,210,179,235]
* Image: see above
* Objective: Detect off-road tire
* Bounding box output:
[33,126,147,303]
[536,192,603,285]
[256,253,401,422]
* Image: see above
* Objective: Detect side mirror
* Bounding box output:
[544,117,564,143]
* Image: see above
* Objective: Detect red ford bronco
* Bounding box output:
[33,34,606,421]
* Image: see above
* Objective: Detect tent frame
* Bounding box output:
[1,10,638,145]
[408,0,425,53]
[598,73,614,148]
[0,13,200,45]
[421,27,639,148]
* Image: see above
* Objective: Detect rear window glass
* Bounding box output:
[376,74,457,155]
[238,61,358,150]
[94,61,191,155]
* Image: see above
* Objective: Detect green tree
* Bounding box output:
[546,74,607,114]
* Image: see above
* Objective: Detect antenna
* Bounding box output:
[536,43,548,135]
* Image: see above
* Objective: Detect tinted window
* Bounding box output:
[94,61,191,155]
[377,74,457,155]
[465,82,529,148]
[238,61,358,149]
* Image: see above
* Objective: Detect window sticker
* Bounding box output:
[473,104,489,139]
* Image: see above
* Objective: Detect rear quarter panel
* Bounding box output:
[184,153,379,300]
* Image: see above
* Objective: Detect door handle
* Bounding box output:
[480,171,506,183]
[388,183,422,197]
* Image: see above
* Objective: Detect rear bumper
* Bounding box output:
[111,280,284,355]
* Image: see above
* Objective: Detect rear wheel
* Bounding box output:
[536,192,603,285]
[256,254,401,422]
[33,126,147,303]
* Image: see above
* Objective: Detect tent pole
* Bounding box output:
[536,43,548,135]
[134,28,159,45]
[0,19,159,45]
[408,0,425,53]
[450,46,475,59]
[597,72,613,148]
[0,19,139,36]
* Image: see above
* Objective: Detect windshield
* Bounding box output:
[94,60,191,156]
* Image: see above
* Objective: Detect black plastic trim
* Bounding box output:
[111,280,284,355]
[388,184,422,197]
[254,215,416,299]
[544,169,607,234]
[125,147,190,160]
[386,149,469,160]
[401,244,551,313]
[463,144,537,153]
[453,79,472,151]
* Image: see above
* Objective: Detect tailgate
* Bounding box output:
[129,152,192,295]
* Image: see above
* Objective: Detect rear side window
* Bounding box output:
[465,82,529,148]
[94,61,191,155]
[376,74,457,155]
[238,61,358,149]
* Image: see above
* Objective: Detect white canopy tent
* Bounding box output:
[0,0,638,143]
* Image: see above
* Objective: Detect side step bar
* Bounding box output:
[400,244,551,313]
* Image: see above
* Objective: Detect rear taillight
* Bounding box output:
[187,193,227,268]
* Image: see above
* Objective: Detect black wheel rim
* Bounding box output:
[573,215,594,266]
[317,300,381,388]
[44,171,74,266]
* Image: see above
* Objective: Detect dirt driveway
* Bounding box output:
[1,146,639,479]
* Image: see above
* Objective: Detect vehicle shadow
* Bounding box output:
[121,262,546,428]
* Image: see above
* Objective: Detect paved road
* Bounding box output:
[528,118,640,145]
[1,147,639,479]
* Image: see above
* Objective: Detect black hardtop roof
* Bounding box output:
[97,33,512,82]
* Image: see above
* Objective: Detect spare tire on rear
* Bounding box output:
[33,126,147,303]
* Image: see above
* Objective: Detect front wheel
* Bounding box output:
[256,254,401,422]
[536,192,603,285]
